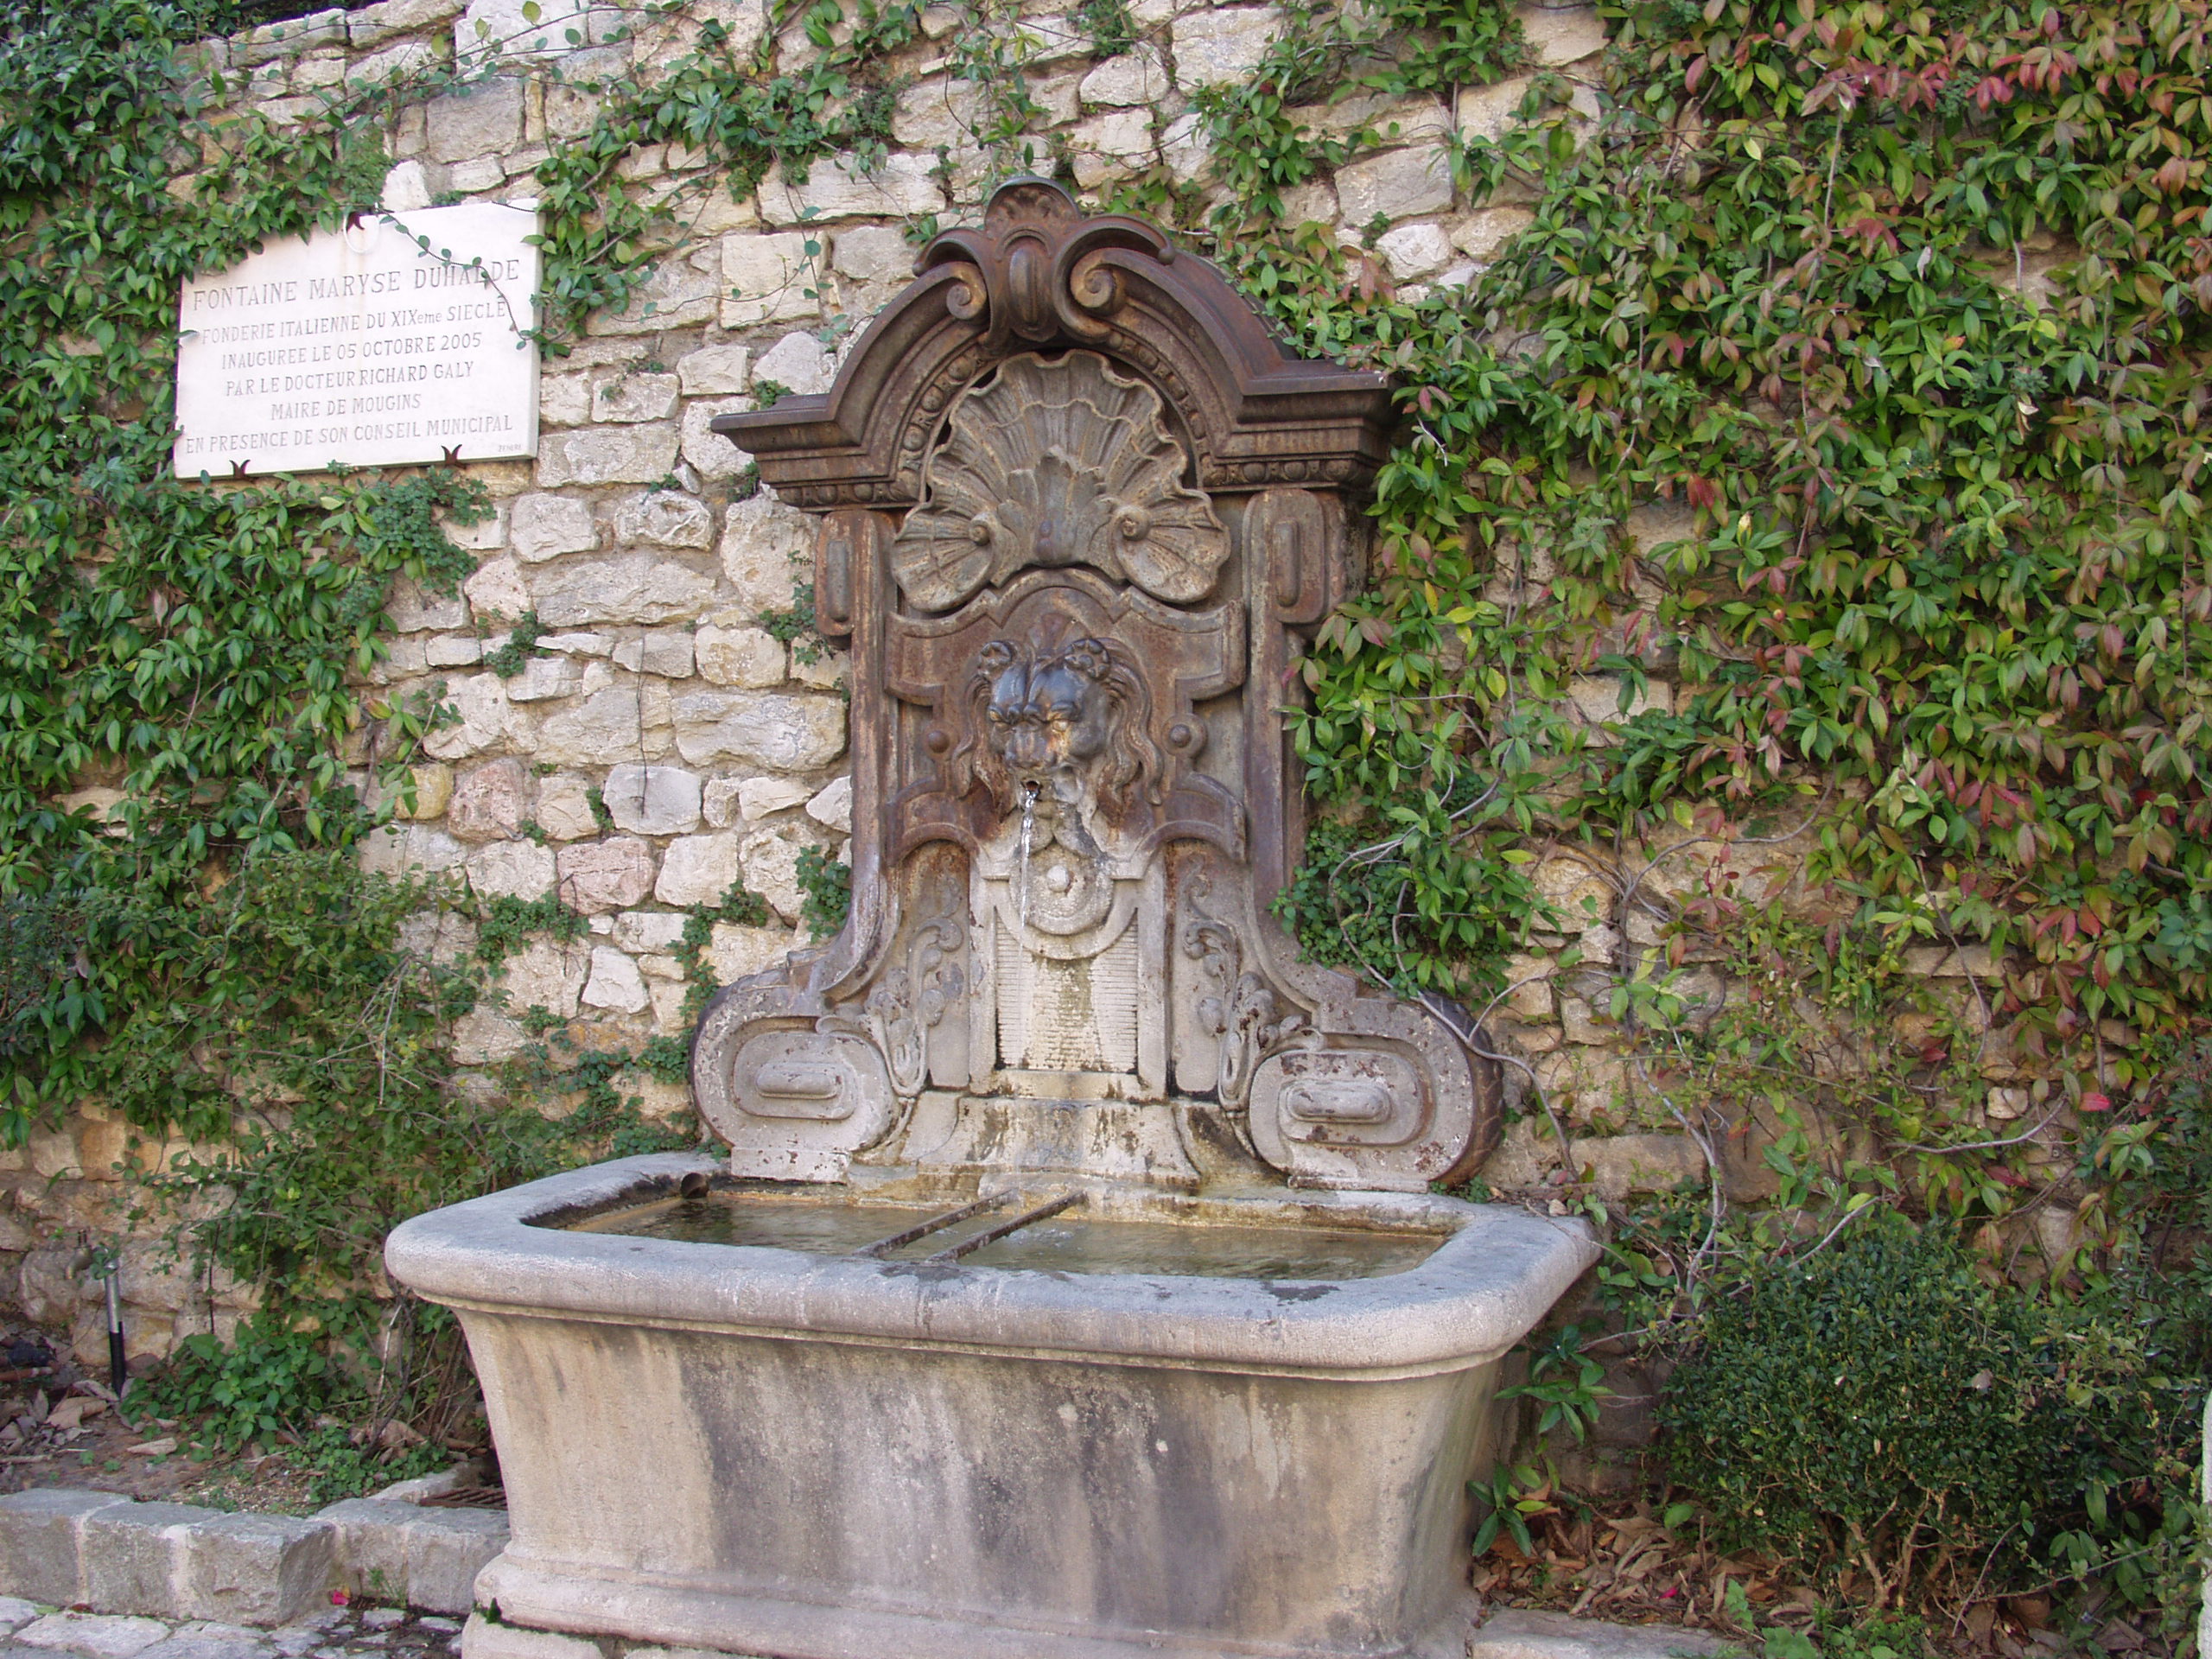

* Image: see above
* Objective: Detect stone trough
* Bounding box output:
[389,180,1595,1659]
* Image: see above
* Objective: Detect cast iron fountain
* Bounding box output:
[387,180,1594,1659]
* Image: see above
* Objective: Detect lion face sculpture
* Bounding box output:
[949,629,1163,824]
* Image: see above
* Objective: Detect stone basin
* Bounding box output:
[386,1152,1595,1659]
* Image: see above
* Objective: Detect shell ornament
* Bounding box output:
[891,352,1230,611]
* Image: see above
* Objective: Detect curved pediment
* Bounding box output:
[711,179,1394,509]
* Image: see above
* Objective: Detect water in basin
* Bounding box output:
[563,1189,1445,1281]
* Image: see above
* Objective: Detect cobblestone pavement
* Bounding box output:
[0,1599,461,1659]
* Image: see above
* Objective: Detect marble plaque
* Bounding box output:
[174,202,540,477]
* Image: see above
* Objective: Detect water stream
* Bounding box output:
[1014,783,1038,933]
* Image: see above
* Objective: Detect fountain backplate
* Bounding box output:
[698,179,1501,1194]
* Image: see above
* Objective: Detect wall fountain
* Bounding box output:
[387,180,1595,1659]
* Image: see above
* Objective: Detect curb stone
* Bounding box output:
[0,1492,505,1624]
[1470,1609,1738,1659]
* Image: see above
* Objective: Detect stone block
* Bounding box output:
[759,152,944,225]
[602,764,702,836]
[654,832,742,906]
[16,1612,169,1657]
[829,225,911,287]
[582,946,651,1014]
[498,939,589,1018]
[350,0,466,45]
[671,690,846,769]
[448,157,505,194]
[591,372,680,423]
[387,577,468,632]
[535,424,681,487]
[133,1623,270,1659]
[448,758,532,842]
[541,373,593,427]
[381,159,435,212]
[316,1500,510,1617]
[1457,74,1535,142]
[510,494,599,563]
[1376,221,1453,278]
[614,911,688,953]
[587,254,723,337]
[716,494,811,612]
[1450,205,1535,263]
[736,777,810,820]
[1069,110,1154,186]
[239,7,346,61]
[709,923,798,983]
[1293,90,1450,144]
[1079,46,1168,107]
[675,345,750,398]
[891,76,981,148]
[1469,1609,1728,1659]
[534,688,643,766]
[466,841,556,901]
[739,829,806,922]
[0,1488,131,1605]
[460,1614,601,1659]
[462,556,533,624]
[1903,943,2003,978]
[437,504,505,552]
[401,761,454,820]
[609,629,695,678]
[82,1501,225,1618]
[0,1599,38,1635]
[1334,144,1455,225]
[804,776,851,834]
[424,78,524,162]
[1170,6,1281,86]
[617,493,714,549]
[1160,110,1209,184]
[1513,4,1607,66]
[555,838,657,913]
[536,773,600,840]
[695,625,785,687]
[531,555,715,627]
[457,0,615,62]
[681,396,754,480]
[425,634,483,668]
[751,332,833,396]
[720,232,817,328]
[421,673,513,761]
[175,1511,334,1625]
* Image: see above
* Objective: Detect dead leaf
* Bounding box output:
[45,1397,106,1431]
[125,1437,178,1457]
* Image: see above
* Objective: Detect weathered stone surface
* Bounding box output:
[555,838,656,913]
[694,625,785,687]
[740,828,807,921]
[1904,943,2004,978]
[462,556,532,624]
[533,688,643,766]
[615,492,714,549]
[448,758,532,842]
[498,938,589,1017]
[0,1489,130,1606]
[510,494,599,563]
[450,1008,526,1064]
[601,764,702,836]
[681,396,755,480]
[759,153,945,225]
[423,78,524,162]
[653,832,742,906]
[425,634,483,669]
[613,910,688,954]
[676,345,750,399]
[736,777,811,820]
[1451,204,1535,262]
[1068,110,1154,186]
[1294,90,1450,144]
[535,773,600,840]
[386,577,467,633]
[422,674,512,761]
[80,1502,218,1618]
[1513,4,1607,66]
[457,0,614,61]
[316,1500,508,1617]
[751,331,834,397]
[17,1612,170,1657]
[459,1616,600,1659]
[465,841,556,901]
[581,946,651,1014]
[437,503,505,552]
[1457,73,1535,141]
[1376,221,1454,278]
[803,776,851,834]
[701,777,743,827]
[829,225,912,286]
[530,555,716,627]
[395,763,454,821]
[716,493,810,612]
[671,690,846,769]
[1532,854,1611,928]
[380,158,434,212]
[611,630,696,677]
[1079,46,1169,107]
[586,254,723,337]
[707,922,798,983]
[890,75,981,148]
[1337,143,1455,226]
[535,425,681,488]
[1470,1610,1728,1659]
[590,372,680,423]
[1170,6,1281,86]
[0,1599,40,1636]
[500,655,583,703]
[359,824,465,877]
[720,232,817,327]
[350,0,465,45]
[175,1512,334,1625]
[448,157,505,194]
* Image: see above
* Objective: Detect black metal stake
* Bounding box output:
[105,1266,126,1398]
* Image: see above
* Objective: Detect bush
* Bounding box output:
[1660,1219,2067,1605]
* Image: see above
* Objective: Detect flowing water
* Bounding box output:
[1014,785,1037,933]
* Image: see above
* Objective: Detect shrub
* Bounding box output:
[1660,1219,2067,1605]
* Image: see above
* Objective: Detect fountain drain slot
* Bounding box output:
[848,1192,1011,1259]
[922,1192,1081,1264]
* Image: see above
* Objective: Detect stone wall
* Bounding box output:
[7,0,2082,1452]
